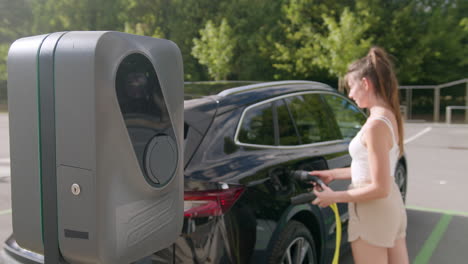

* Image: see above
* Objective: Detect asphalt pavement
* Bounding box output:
[0,114,11,252]
[1,113,468,264]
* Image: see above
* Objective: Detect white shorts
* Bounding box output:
[348,182,407,248]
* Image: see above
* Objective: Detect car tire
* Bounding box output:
[267,220,317,264]
[395,162,407,202]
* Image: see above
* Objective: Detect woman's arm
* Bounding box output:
[309,167,351,184]
[330,167,352,180]
[313,120,393,206]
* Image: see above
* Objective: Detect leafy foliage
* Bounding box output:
[0,0,466,86]
[192,19,236,80]
[311,7,374,77]
[0,44,8,81]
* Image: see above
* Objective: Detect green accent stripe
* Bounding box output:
[406,205,468,217]
[51,32,68,247]
[413,214,452,264]
[0,209,12,216]
[36,34,49,245]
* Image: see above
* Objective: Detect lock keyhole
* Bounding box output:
[71,183,81,196]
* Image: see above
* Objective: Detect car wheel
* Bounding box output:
[395,162,407,202]
[267,220,317,264]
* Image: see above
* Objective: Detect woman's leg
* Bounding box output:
[351,238,388,264]
[388,237,409,264]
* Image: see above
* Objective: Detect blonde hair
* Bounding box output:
[345,46,404,156]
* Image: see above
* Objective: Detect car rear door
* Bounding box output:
[319,91,367,209]
[274,92,351,247]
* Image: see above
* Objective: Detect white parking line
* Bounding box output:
[404,127,432,144]
[0,158,10,178]
[0,167,9,177]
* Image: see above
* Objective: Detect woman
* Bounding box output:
[311,46,409,264]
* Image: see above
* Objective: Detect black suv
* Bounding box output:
[2,81,408,264]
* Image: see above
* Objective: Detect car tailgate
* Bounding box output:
[184,97,218,168]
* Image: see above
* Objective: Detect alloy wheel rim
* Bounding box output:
[395,166,406,198]
[281,237,315,264]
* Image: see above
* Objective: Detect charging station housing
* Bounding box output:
[8,31,184,264]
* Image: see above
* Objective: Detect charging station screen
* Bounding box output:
[116,53,167,116]
[115,53,175,186]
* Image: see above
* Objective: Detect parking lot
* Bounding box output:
[1,113,468,263]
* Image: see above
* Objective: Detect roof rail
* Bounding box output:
[184,80,261,85]
[217,80,332,97]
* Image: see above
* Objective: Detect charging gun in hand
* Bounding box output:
[290,170,342,264]
[291,170,326,187]
[290,170,326,205]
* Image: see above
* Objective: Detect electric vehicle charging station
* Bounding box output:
[7,31,184,263]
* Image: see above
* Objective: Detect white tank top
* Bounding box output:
[349,116,400,184]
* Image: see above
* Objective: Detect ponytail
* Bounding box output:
[346,46,404,156]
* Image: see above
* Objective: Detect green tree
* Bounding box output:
[0,0,33,42]
[0,0,34,83]
[219,0,284,80]
[119,0,169,38]
[273,0,467,85]
[272,1,372,86]
[120,0,222,81]
[0,0,466,86]
[460,17,468,67]
[0,44,8,81]
[415,0,468,83]
[311,8,373,82]
[192,19,236,80]
[271,0,347,82]
[30,0,124,33]
[359,0,467,84]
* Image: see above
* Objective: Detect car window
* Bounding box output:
[238,102,275,145]
[285,94,341,144]
[322,94,366,140]
[275,99,300,146]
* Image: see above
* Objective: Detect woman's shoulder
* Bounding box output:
[362,117,395,149]
[365,118,392,135]
[368,110,398,130]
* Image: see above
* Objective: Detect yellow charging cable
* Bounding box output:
[329,203,341,264]
[290,171,342,263]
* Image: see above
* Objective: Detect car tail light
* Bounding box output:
[183,186,245,218]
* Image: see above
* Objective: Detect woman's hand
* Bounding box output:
[312,185,337,208]
[309,170,334,185]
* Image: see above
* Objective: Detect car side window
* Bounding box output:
[238,103,275,145]
[322,94,366,140]
[275,99,300,146]
[286,94,341,144]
